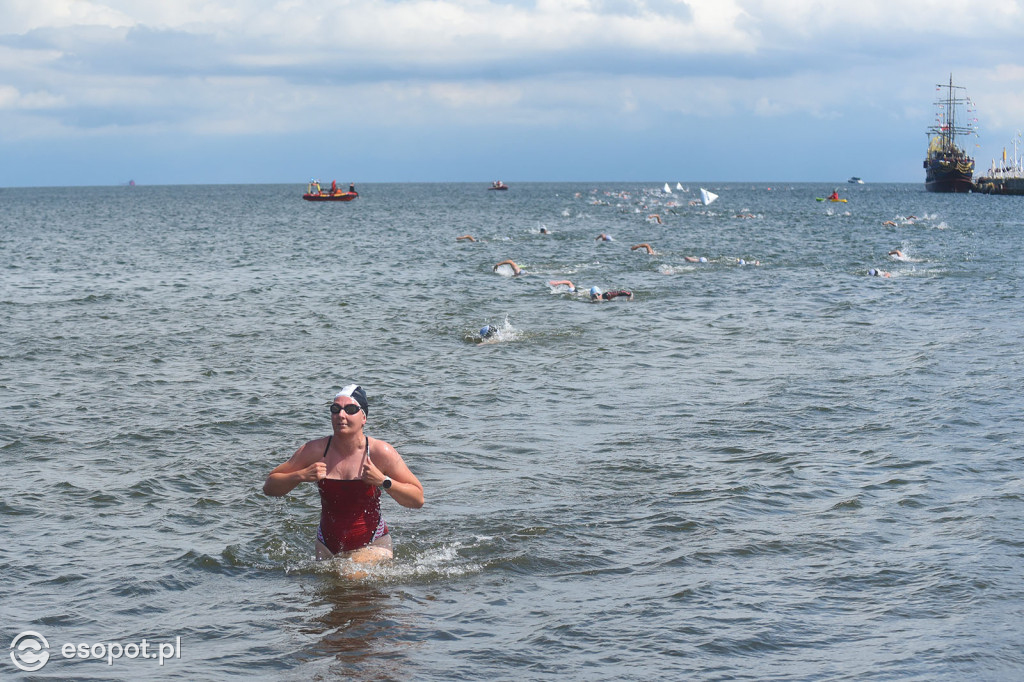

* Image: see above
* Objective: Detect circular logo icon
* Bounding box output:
[10,631,50,672]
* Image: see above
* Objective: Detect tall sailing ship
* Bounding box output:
[924,75,977,193]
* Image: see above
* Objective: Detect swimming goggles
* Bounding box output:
[330,403,362,415]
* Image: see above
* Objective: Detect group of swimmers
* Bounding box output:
[460,233,640,341]
[580,183,912,281]
[491,251,634,305]
[472,228,774,324]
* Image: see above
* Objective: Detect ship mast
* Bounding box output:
[928,74,974,156]
[1015,131,1022,173]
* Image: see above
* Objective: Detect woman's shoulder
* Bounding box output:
[296,435,331,459]
[367,435,399,458]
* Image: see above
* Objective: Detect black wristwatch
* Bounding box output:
[381,476,392,490]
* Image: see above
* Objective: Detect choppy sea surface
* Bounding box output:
[2,182,1023,680]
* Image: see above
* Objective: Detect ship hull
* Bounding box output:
[924,163,974,193]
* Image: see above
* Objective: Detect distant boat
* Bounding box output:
[303,179,358,202]
[700,188,718,205]
[488,180,509,190]
[924,74,976,193]
[847,177,864,184]
[663,183,672,193]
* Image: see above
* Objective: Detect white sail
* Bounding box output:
[676,182,684,190]
[663,183,672,193]
[700,188,718,205]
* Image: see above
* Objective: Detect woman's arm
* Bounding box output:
[363,439,425,509]
[263,442,326,496]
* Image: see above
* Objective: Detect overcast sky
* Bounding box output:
[3,0,1024,186]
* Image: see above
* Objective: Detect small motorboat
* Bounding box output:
[303,180,358,202]
[488,181,509,191]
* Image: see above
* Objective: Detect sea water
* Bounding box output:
[1,182,1022,680]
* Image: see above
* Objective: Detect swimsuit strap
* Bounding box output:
[322,435,370,460]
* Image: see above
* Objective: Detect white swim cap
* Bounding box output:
[699,256,708,263]
[335,384,368,415]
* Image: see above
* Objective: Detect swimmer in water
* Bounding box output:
[589,286,633,302]
[868,268,892,278]
[595,233,613,242]
[882,220,897,227]
[539,227,550,234]
[262,385,424,569]
[631,243,654,254]
[889,249,906,260]
[647,214,662,224]
[479,324,498,340]
[456,235,476,242]
[684,256,709,263]
[493,259,521,276]
[548,280,576,292]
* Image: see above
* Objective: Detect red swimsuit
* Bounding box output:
[316,437,389,554]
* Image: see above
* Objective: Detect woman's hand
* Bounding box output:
[301,461,327,482]
[360,458,385,487]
